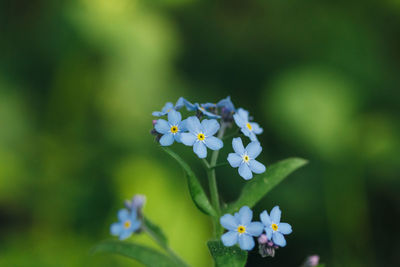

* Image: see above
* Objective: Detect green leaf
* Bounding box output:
[92,240,179,267]
[161,147,216,217]
[225,158,308,213]
[207,240,247,267]
[143,217,168,249]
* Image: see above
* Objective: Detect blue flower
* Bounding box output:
[110,209,141,240]
[180,116,223,158]
[233,108,263,141]
[155,110,187,146]
[220,206,264,250]
[227,137,266,180]
[217,96,235,113]
[152,97,185,117]
[183,99,221,119]
[260,206,292,247]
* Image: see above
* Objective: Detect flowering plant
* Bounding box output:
[93,96,309,266]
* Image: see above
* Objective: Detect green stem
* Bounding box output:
[210,162,230,169]
[143,225,188,266]
[207,123,227,237]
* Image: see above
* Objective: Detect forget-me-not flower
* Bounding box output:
[110,208,141,240]
[227,137,266,180]
[183,99,221,119]
[180,116,223,158]
[155,110,187,146]
[260,206,292,247]
[220,206,264,250]
[152,97,185,117]
[233,108,263,141]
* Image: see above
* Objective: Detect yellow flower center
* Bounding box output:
[124,220,131,229]
[170,126,178,133]
[197,133,205,141]
[271,223,278,231]
[246,123,252,131]
[243,155,250,162]
[166,109,171,113]
[237,225,246,234]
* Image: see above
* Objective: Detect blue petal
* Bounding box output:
[202,110,221,119]
[220,214,238,231]
[201,119,220,136]
[238,206,253,225]
[265,228,273,239]
[129,209,138,221]
[238,163,253,180]
[130,220,141,232]
[270,206,281,223]
[118,209,130,221]
[272,232,286,247]
[260,210,271,226]
[217,96,235,111]
[152,111,165,117]
[178,119,187,131]
[180,133,197,146]
[161,102,174,113]
[246,141,262,159]
[186,116,201,133]
[250,122,263,134]
[110,222,122,236]
[205,136,223,150]
[232,137,245,154]
[238,234,255,250]
[240,127,252,139]
[278,223,292,235]
[175,97,185,109]
[246,222,264,236]
[248,131,258,141]
[174,132,182,143]
[237,108,249,121]
[221,231,238,247]
[159,133,174,146]
[183,99,196,111]
[119,229,133,240]
[155,119,170,134]
[168,109,181,125]
[233,113,246,128]
[193,141,207,158]
[228,153,242,167]
[249,159,266,174]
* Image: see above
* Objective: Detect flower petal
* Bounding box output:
[248,131,258,141]
[205,136,223,150]
[238,163,253,180]
[152,111,165,117]
[193,141,207,158]
[227,153,242,167]
[119,229,133,240]
[270,206,281,223]
[272,232,286,247]
[178,119,187,131]
[130,220,141,232]
[246,222,264,236]
[220,214,238,231]
[180,133,197,146]
[232,137,245,154]
[186,116,201,133]
[221,231,238,247]
[174,132,182,143]
[118,209,130,221]
[110,222,122,236]
[168,109,181,125]
[175,97,185,109]
[250,122,263,134]
[154,119,170,134]
[233,113,246,128]
[265,228,273,239]
[278,223,292,235]
[238,206,253,225]
[249,159,266,174]
[159,133,174,146]
[161,102,174,113]
[246,141,262,159]
[201,119,220,136]
[237,108,249,121]
[260,210,271,226]
[238,234,255,250]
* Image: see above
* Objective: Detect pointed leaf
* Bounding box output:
[161,147,216,217]
[143,217,168,249]
[92,240,179,267]
[207,240,247,267]
[226,158,308,213]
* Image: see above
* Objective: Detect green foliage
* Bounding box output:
[225,158,308,213]
[143,217,168,249]
[207,240,247,267]
[162,147,217,217]
[92,240,179,267]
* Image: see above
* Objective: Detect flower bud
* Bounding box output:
[302,255,320,267]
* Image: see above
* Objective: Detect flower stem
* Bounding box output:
[207,123,227,237]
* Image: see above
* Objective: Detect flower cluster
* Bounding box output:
[110,195,145,240]
[151,96,266,179]
[220,206,292,256]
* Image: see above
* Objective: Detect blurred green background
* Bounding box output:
[1,0,399,266]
